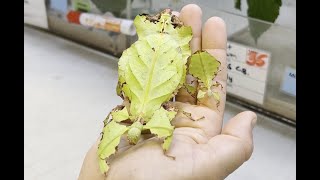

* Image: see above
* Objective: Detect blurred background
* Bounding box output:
[24,0,296,179]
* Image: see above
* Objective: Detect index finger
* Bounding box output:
[175,4,202,104]
[199,17,227,116]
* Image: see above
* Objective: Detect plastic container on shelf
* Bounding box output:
[66,10,136,36]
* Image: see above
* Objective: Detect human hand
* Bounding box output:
[78,4,257,180]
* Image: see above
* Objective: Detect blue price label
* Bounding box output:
[281,66,296,97]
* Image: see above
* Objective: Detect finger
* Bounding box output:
[175,4,202,104]
[199,17,227,115]
[221,111,257,159]
[205,111,257,178]
[179,4,202,53]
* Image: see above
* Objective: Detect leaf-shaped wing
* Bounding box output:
[97,121,128,173]
[126,36,184,121]
[117,11,192,118]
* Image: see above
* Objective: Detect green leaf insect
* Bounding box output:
[188,50,221,104]
[98,9,192,174]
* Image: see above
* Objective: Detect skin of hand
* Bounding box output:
[78,4,257,180]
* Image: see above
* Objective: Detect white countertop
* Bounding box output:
[24,26,296,180]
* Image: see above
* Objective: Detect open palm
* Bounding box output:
[79,4,257,180]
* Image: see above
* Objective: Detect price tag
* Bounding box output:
[280,66,296,97]
[226,41,271,104]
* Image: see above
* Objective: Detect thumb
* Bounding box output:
[205,111,257,179]
[221,111,257,160]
